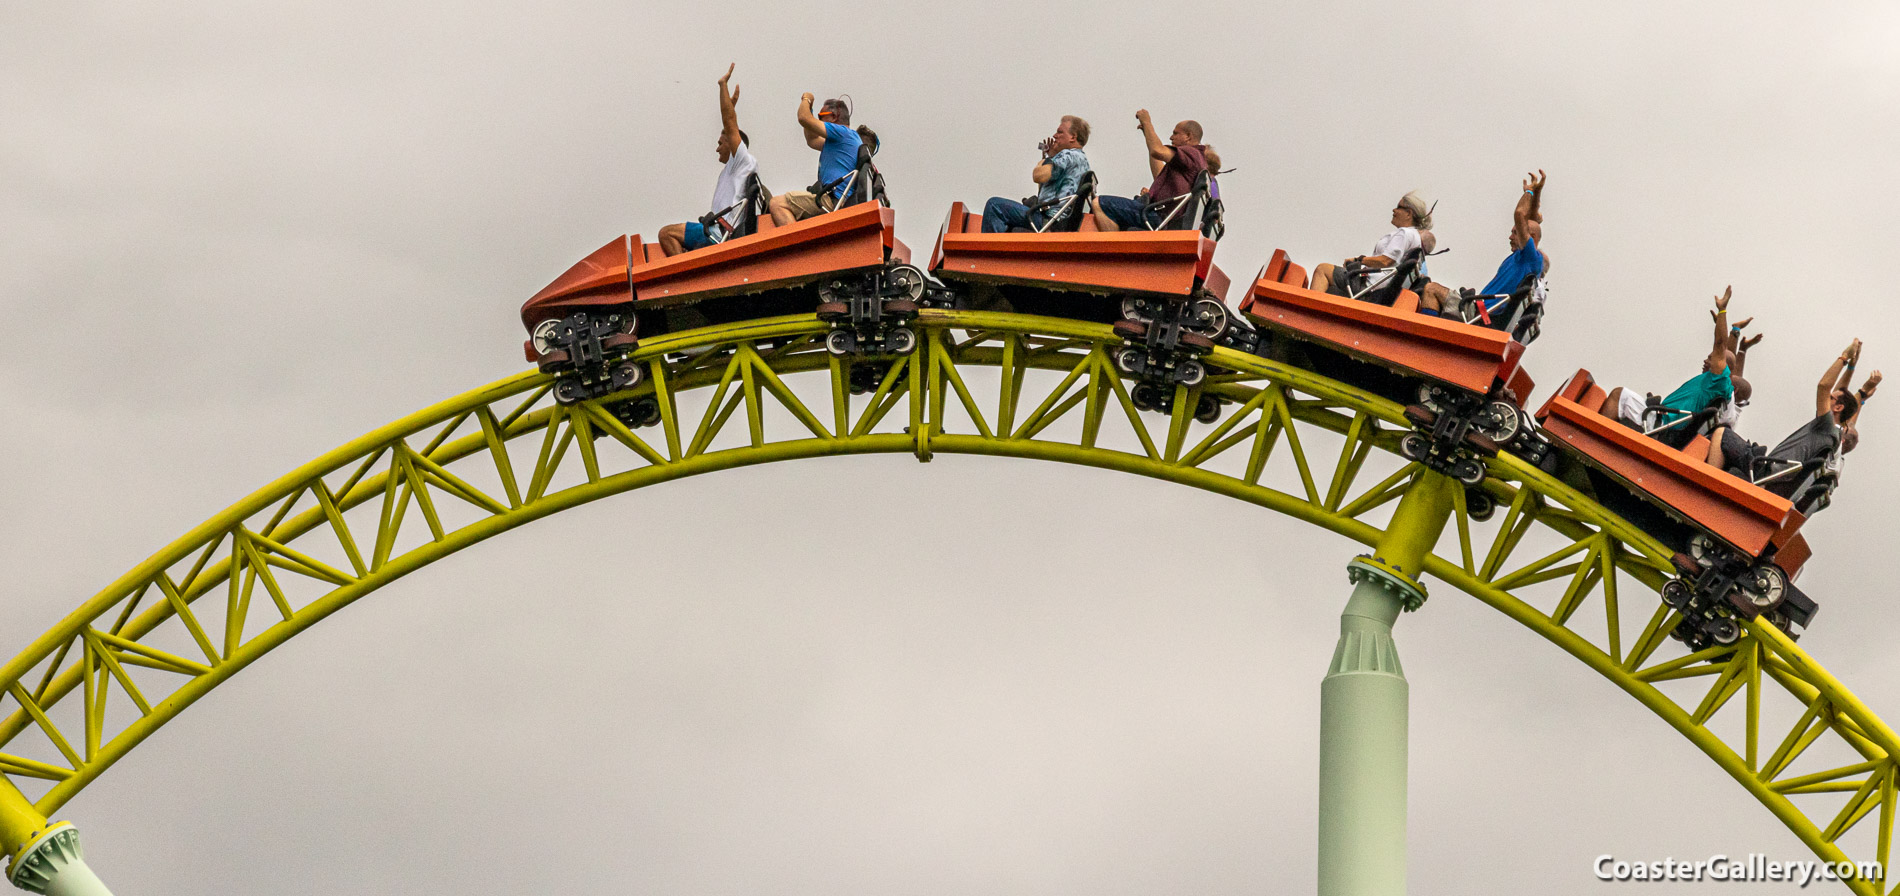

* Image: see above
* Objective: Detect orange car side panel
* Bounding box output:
[630,203,894,307]
[1241,259,1518,396]
[931,202,1217,298]
[1536,369,1806,568]
[519,235,637,327]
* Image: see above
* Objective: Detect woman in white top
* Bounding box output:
[1310,191,1433,299]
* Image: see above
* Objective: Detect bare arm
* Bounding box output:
[1833,340,1863,394]
[1137,109,1172,175]
[1706,287,1732,374]
[1733,329,1763,376]
[1512,171,1545,246]
[795,92,827,149]
[1817,340,1860,416]
[718,65,741,150]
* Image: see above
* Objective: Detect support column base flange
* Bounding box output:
[1347,555,1428,612]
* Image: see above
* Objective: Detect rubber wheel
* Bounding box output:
[609,362,643,390]
[887,264,927,302]
[531,319,563,355]
[1479,400,1521,443]
[1177,359,1206,387]
[1399,432,1428,461]
[826,329,854,356]
[1687,533,1718,567]
[1194,396,1221,424]
[816,302,849,322]
[888,327,917,355]
[1190,297,1229,339]
[1708,617,1741,645]
[1180,332,1216,351]
[1112,319,1148,340]
[1131,383,1162,412]
[1452,457,1486,486]
[553,379,584,405]
[1661,580,1690,609]
[1737,566,1787,611]
[1116,347,1144,376]
[883,299,920,317]
[1466,489,1496,521]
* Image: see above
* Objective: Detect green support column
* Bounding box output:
[1318,470,1456,896]
[0,782,113,896]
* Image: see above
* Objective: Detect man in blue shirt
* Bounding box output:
[1423,171,1548,315]
[768,94,865,225]
[981,116,1092,233]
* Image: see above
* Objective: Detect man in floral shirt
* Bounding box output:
[982,115,1091,232]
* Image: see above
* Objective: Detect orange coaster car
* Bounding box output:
[1537,368,1817,647]
[928,176,1233,419]
[1240,248,1541,497]
[520,192,920,405]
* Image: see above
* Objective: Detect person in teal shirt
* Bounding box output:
[1597,287,1746,448]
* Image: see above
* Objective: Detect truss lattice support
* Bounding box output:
[0,310,1895,893]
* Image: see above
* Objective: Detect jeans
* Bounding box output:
[982,196,1036,233]
[1097,194,1159,230]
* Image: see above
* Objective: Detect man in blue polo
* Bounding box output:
[768,93,864,225]
[981,115,1092,232]
[1422,171,1548,315]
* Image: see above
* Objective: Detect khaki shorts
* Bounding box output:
[777,189,836,221]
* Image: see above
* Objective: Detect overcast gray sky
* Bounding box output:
[5,2,1900,893]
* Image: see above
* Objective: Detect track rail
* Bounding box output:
[1,310,1894,892]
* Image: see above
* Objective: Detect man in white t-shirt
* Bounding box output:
[1309,191,1431,299]
[659,64,759,256]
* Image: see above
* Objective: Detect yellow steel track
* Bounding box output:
[1,310,1895,891]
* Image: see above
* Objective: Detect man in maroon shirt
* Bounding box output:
[1090,109,1214,231]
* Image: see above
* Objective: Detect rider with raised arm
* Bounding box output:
[658,65,757,256]
[1423,172,1549,314]
[1596,288,1741,448]
[1309,193,1433,298]
[1089,110,1209,232]
[767,93,863,225]
[1706,341,1867,492]
[981,116,1092,233]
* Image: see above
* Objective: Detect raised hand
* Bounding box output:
[1135,108,1152,128]
[730,83,740,106]
[801,92,815,106]
[720,63,734,85]
[1713,285,1732,313]
[1864,370,1884,397]
[1741,333,1765,351]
